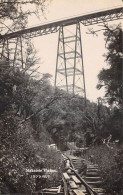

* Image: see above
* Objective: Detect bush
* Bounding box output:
[86,144,123,195]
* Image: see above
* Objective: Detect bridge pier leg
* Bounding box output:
[0,37,25,69]
[55,23,86,99]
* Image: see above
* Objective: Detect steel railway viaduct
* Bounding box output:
[0,6,123,98]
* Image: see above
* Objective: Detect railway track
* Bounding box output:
[62,152,106,195]
[36,149,106,195]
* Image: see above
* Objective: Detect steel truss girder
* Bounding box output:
[0,7,122,40]
[81,11,123,26]
[55,23,86,98]
[23,26,59,39]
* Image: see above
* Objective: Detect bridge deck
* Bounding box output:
[0,6,122,40]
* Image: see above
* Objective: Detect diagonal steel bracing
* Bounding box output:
[0,6,122,40]
[55,23,86,98]
[0,37,26,69]
[0,6,122,98]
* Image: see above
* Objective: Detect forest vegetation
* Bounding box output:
[0,1,122,194]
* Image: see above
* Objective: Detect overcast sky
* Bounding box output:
[30,0,122,102]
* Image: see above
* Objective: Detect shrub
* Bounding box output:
[86,144,123,195]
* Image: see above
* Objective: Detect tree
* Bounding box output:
[0,1,63,193]
[0,0,48,25]
[0,67,62,193]
[0,0,49,70]
[97,24,122,108]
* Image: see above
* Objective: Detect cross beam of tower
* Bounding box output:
[0,6,123,97]
[55,23,86,97]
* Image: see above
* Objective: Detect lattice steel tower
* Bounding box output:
[55,23,86,98]
[0,36,26,69]
[0,6,122,99]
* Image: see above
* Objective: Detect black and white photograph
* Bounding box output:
[0,0,123,194]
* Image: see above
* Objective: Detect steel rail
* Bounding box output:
[0,6,122,40]
[69,167,98,195]
[63,153,99,195]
